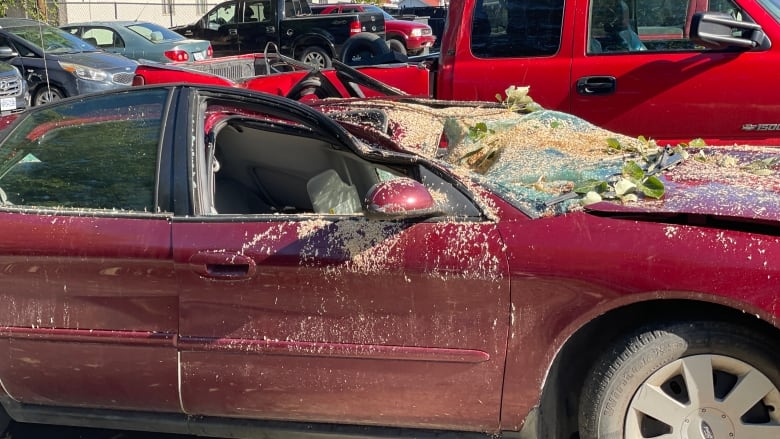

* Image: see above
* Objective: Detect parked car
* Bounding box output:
[0,18,137,106]
[0,83,777,439]
[61,21,213,64]
[0,60,28,114]
[171,0,386,67]
[312,3,436,55]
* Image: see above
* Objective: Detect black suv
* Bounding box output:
[0,18,136,106]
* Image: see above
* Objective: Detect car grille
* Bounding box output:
[0,76,23,97]
[112,72,136,85]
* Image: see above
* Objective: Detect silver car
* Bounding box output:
[61,21,213,64]
[0,61,28,114]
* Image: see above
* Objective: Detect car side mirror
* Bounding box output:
[690,12,766,49]
[365,177,443,220]
[0,46,18,58]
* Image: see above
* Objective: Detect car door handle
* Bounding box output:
[189,251,256,280]
[229,28,238,36]
[576,76,617,95]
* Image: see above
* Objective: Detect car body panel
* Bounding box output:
[61,21,212,64]
[133,54,431,98]
[175,219,509,429]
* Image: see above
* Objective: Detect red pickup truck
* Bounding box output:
[427,0,780,146]
[312,3,436,56]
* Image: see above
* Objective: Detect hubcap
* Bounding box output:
[681,407,734,439]
[626,354,780,438]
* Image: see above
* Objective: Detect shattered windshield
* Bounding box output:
[9,24,93,53]
[328,95,780,219]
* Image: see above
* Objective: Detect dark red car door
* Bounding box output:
[173,94,511,431]
[0,89,179,412]
[176,218,509,430]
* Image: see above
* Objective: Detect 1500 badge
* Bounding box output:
[742,123,780,131]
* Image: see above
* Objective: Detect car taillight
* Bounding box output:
[132,75,145,86]
[206,45,213,58]
[350,19,361,35]
[164,50,190,62]
[436,130,449,158]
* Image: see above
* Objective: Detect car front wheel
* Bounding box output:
[579,321,780,439]
[32,85,65,106]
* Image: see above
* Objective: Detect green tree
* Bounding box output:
[0,0,57,24]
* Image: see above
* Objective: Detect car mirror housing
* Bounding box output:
[690,12,766,49]
[0,46,18,58]
[365,177,443,220]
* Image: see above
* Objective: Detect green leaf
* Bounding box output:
[606,138,622,150]
[688,138,707,147]
[637,175,665,199]
[581,191,603,206]
[622,160,645,181]
[458,147,484,162]
[573,179,609,194]
[614,178,637,196]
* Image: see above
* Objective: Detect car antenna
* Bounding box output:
[134,4,148,22]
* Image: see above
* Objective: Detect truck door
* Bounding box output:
[438,0,573,111]
[202,0,242,56]
[235,0,278,53]
[570,0,780,144]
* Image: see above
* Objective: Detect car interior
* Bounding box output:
[205,109,481,218]
[207,115,392,216]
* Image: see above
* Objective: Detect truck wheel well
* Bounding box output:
[534,299,780,439]
[293,40,334,60]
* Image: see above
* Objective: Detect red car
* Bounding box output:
[313,4,436,56]
[0,84,777,439]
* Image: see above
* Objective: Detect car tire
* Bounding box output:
[579,321,780,439]
[32,85,65,106]
[299,47,332,69]
[340,33,391,66]
[387,39,407,56]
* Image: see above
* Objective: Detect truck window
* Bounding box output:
[207,3,236,28]
[588,0,748,54]
[471,0,564,58]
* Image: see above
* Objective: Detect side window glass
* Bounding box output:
[82,28,120,48]
[246,1,269,22]
[471,0,564,58]
[589,0,747,54]
[208,3,236,28]
[0,89,167,212]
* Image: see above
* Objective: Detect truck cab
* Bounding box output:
[438,0,780,145]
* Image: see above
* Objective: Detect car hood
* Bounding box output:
[53,51,137,71]
[0,62,17,74]
[584,147,780,225]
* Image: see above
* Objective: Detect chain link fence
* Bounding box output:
[57,1,220,28]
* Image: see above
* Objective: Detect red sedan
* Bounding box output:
[0,84,777,439]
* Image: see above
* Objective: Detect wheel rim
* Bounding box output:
[627,354,780,438]
[35,88,62,106]
[303,52,326,68]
